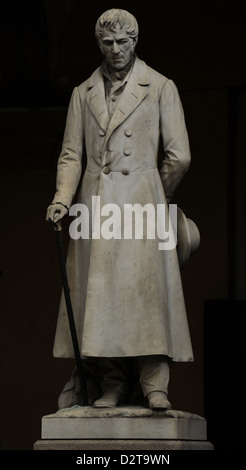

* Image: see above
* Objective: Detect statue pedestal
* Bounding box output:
[34,406,213,450]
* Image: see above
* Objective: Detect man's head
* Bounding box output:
[95,9,139,71]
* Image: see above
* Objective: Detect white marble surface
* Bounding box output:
[42,406,207,440]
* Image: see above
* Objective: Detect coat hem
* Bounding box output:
[53,351,194,362]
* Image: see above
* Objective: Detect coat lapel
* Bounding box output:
[85,68,110,132]
[105,58,150,142]
[85,57,150,138]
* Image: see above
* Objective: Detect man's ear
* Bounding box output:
[97,38,104,54]
[131,37,138,52]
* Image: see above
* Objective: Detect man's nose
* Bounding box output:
[112,42,120,54]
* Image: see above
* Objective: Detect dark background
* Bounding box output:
[0,0,245,450]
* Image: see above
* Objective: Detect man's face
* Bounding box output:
[99,24,136,71]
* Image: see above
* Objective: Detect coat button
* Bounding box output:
[125,129,132,137]
[99,129,106,136]
[121,169,129,175]
[102,166,110,174]
[124,148,131,156]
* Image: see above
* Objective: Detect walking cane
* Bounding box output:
[54,221,88,405]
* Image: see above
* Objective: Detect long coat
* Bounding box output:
[52,56,194,362]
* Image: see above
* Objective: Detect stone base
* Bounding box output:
[34,439,214,450]
[39,406,210,443]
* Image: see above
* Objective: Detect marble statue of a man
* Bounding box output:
[46,9,194,410]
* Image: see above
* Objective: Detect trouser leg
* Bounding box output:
[138,355,170,397]
[99,358,128,396]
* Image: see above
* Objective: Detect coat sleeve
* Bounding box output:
[159,79,191,202]
[52,87,83,208]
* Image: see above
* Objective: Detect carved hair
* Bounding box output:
[95,9,139,41]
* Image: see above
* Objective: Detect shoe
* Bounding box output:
[93,390,124,408]
[148,391,171,410]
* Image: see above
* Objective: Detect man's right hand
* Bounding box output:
[46,202,68,226]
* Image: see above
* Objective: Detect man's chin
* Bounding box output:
[107,54,135,72]
[110,61,125,71]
